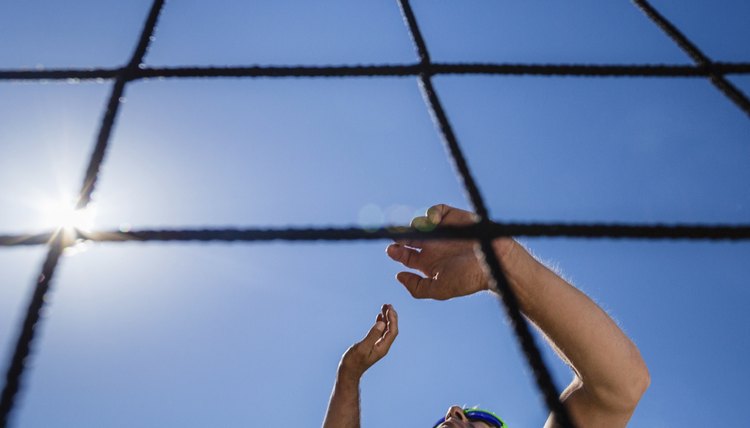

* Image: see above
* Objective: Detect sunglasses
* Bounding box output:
[432,408,507,428]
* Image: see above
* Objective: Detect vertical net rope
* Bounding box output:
[0,1,166,426]
[631,0,750,117]
[396,0,576,425]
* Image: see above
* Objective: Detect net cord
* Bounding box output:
[632,0,750,117]
[0,221,748,248]
[397,0,576,426]
[0,1,165,426]
[2,62,750,81]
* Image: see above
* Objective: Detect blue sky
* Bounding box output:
[1,1,749,427]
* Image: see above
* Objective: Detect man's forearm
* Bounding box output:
[322,368,362,428]
[495,240,649,411]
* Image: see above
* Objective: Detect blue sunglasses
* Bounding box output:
[432,408,507,428]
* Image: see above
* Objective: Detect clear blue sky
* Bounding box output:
[1,1,749,426]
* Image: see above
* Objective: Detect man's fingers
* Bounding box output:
[386,305,398,336]
[386,243,425,271]
[427,203,476,226]
[426,204,449,225]
[361,319,386,347]
[395,239,424,249]
[396,271,434,299]
[375,305,398,354]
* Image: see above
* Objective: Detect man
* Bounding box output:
[323,204,649,427]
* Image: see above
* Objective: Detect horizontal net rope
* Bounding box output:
[397,0,577,426]
[2,61,750,81]
[0,1,166,426]
[632,0,750,118]
[2,222,750,247]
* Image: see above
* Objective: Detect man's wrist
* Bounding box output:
[337,361,364,383]
[487,238,527,293]
[494,238,518,267]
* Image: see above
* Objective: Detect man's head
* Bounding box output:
[433,406,505,428]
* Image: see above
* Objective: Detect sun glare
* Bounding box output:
[38,196,97,232]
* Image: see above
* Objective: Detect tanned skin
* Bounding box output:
[323,204,649,428]
[322,304,398,428]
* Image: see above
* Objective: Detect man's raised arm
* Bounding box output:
[322,304,398,428]
[386,204,649,428]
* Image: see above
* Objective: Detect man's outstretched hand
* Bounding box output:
[339,304,398,379]
[324,305,399,428]
[386,204,515,300]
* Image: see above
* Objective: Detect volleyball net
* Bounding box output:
[1,1,749,427]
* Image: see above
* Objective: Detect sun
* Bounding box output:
[37,195,97,233]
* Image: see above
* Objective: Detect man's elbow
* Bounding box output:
[590,352,650,413]
[623,358,650,409]
[611,355,650,412]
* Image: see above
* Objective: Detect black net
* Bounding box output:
[1,1,749,427]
